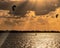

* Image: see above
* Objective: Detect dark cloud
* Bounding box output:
[13,0,60,16]
[0,0,60,16]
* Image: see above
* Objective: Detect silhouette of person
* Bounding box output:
[12,5,16,11]
[56,14,59,18]
[8,5,16,15]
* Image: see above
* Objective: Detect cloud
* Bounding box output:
[0,0,60,16]
[14,0,60,15]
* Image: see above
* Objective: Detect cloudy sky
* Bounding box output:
[9,0,24,1]
[11,0,20,1]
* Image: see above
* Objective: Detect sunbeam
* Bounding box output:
[13,0,59,15]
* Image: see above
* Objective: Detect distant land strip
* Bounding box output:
[0,30,60,33]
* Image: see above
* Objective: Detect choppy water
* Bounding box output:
[0,33,60,48]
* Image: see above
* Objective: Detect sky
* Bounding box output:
[9,0,23,1]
